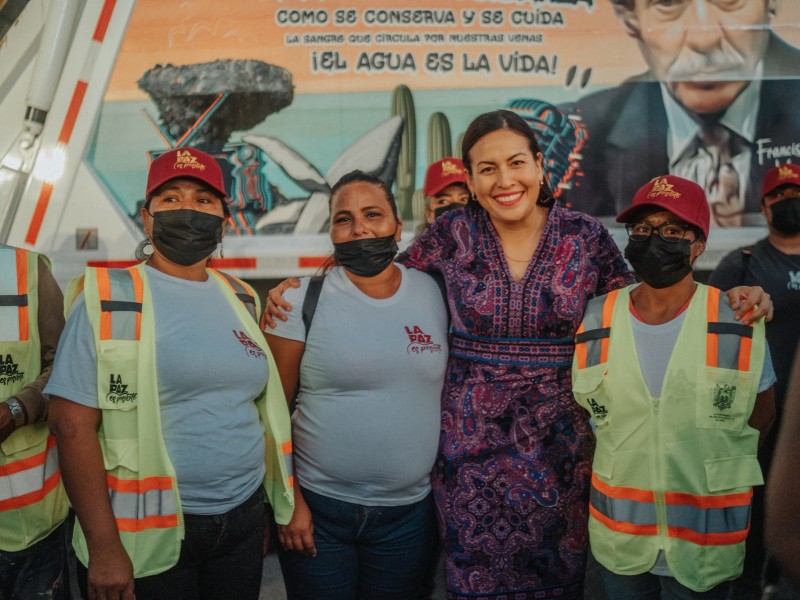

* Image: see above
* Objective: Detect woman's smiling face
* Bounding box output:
[465,128,544,230]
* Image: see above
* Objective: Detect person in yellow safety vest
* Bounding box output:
[0,245,69,599]
[46,148,294,600]
[572,175,777,599]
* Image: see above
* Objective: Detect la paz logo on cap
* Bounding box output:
[174,149,206,172]
[439,159,463,177]
[647,177,681,199]
[778,165,798,181]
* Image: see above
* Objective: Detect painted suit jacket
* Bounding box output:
[560,35,800,220]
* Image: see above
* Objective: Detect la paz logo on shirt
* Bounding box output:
[405,325,442,355]
[233,330,266,359]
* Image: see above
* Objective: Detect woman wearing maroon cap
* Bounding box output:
[264,112,772,599]
[47,148,294,600]
[574,175,775,598]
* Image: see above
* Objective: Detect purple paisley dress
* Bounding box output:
[398,203,632,599]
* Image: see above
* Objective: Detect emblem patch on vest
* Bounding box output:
[106,373,138,405]
[0,354,24,386]
[588,398,608,421]
[712,384,736,411]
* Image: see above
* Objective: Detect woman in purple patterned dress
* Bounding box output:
[396,110,633,599]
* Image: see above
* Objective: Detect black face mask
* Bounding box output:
[149,209,224,266]
[333,234,398,277]
[770,197,800,235]
[433,203,464,220]
[624,235,693,289]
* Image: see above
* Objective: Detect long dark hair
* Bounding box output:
[461,109,555,207]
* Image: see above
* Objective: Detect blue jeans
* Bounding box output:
[597,558,731,600]
[278,487,437,600]
[77,488,266,600]
[0,520,69,600]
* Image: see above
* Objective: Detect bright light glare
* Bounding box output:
[32,145,66,183]
[1,154,23,171]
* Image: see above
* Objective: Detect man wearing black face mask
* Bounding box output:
[572,175,776,599]
[709,162,800,598]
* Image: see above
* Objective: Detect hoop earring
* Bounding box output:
[135,239,153,261]
[536,195,556,208]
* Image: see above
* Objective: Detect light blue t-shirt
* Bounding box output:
[269,265,448,506]
[45,266,268,514]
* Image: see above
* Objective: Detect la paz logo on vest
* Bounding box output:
[587,398,608,421]
[106,374,137,405]
[0,354,24,386]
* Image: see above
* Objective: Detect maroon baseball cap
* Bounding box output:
[762,163,800,197]
[146,148,227,199]
[616,175,710,238]
[424,158,468,197]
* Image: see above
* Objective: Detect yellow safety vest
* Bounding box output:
[70,263,294,577]
[0,246,68,551]
[572,284,765,592]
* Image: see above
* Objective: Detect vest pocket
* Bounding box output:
[100,437,139,475]
[572,366,611,428]
[0,421,48,456]
[695,367,755,432]
[704,455,763,492]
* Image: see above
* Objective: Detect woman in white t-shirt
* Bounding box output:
[265,170,449,600]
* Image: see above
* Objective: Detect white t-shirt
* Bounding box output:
[269,265,448,506]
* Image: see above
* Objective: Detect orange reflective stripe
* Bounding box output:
[0,436,56,477]
[288,475,295,489]
[281,441,292,455]
[106,475,174,493]
[0,470,61,512]
[592,473,655,504]
[667,526,748,547]
[116,514,179,533]
[665,489,752,509]
[600,289,618,364]
[575,321,587,369]
[0,437,60,511]
[738,333,752,372]
[590,504,658,536]
[15,249,29,341]
[706,287,720,368]
[96,268,113,340]
[128,267,144,340]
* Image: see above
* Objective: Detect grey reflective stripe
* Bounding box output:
[283,453,293,479]
[108,487,177,520]
[709,294,750,370]
[578,294,609,368]
[0,249,24,340]
[666,503,751,535]
[0,295,27,307]
[217,272,257,322]
[105,270,140,340]
[591,486,657,526]
[0,441,59,505]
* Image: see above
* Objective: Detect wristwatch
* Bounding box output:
[6,398,26,429]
